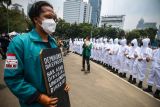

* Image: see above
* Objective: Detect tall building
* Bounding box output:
[83,2,92,23]
[144,23,157,29]
[89,0,102,26]
[136,18,157,29]
[136,18,144,29]
[63,0,92,24]
[101,15,125,29]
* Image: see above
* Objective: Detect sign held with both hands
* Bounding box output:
[40,48,70,107]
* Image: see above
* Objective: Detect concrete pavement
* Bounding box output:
[0,53,160,107]
[64,53,160,107]
[0,60,20,107]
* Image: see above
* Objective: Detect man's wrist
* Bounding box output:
[26,91,41,105]
[37,93,42,102]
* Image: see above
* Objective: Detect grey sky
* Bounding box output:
[13,0,160,30]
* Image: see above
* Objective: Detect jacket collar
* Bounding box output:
[29,29,57,44]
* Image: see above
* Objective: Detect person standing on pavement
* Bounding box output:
[143,44,160,99]
[4,1,69,107]
[117,39,128,77]
[136,38,152,88]
[81,36,92,73]
[111,38,120,73]
[69,38,73,52]
[127,39,140,83]
[106,38,113,70]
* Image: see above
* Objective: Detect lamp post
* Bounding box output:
[90,19,93,38]
[7,4,9,33]
[6,0,12,34]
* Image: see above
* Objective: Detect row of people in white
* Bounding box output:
[69,37,160,99]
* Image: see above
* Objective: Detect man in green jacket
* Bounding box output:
[4,1,69,107]
[81,36,92,73]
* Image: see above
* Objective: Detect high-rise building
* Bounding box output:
[101,15,125,29]
[63,0,92,24]
[83,2,92,23]
[136,18,144,29]
[136,18,157,30]
[89,0,102,26]
[143,23,157,29]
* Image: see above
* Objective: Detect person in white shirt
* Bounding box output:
[107,38,114,70]
[117,39,128,77]
[127,39,141,83]
[69,38,73,52]
[136,38,152,88]
[143,44,160,99]
[110,38,120,73]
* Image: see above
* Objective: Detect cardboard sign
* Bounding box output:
[40,48,70,107]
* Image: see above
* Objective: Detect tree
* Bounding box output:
[79,23,92,38]
[55,19,71,39]
[125,30,141,43]
[0,0,11,8]
[124,28,157,45]
[55,19,157,43]
[144,28,157,43]
[92,27,100,38]
[105,26,118,39]
[0,7,30,33]
[116,28,125,39]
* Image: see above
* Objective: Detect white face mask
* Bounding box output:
[41,19,57,34]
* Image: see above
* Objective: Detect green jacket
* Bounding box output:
[4,29,57,107]
[82,42,92,57]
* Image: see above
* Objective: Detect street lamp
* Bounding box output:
[90,19,93,38]
[6,0,12,34]
[7,4,9,33]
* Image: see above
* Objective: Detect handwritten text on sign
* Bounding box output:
[43,53,66,93]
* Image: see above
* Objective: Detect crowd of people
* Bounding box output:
[0,34,11,59]
[0,32,24,60]
[69,37,160,99]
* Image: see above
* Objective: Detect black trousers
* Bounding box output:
[82,55,90,71]
[0,47,7,59]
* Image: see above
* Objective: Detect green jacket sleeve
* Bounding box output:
[86,43,92,50]
[4,37,38,104]
[88,43,92,50]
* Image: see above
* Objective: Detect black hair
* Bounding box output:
[86,36,90,40]
[28,1,53,25]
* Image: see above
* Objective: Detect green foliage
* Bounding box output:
[55,20,125,39]
[55,19,157,44]
[125,28,157,43]
[55,20,92,39]
[126,30,141,43]
[0,0,11,8]
[0,4,157,44]
[0,7,31,33]
[145,28,157,42]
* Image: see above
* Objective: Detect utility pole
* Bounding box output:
[6,0,12,34]
[90,19,93,38]
[7,4,9,33]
